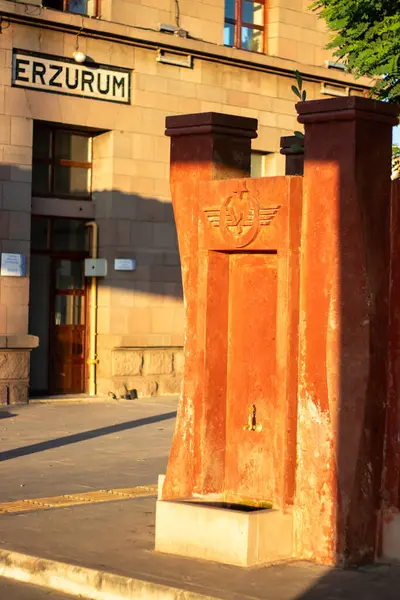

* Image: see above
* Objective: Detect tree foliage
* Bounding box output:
[310,0,400,103]
[393,144,400,180]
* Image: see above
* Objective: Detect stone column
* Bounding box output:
[386,179,400,509]
[162,113,257,499]
[295,97,399,564]
[280,135,304,176]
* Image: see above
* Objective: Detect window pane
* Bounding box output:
[55,131,90,162]
[42,0,63,9]
[224,22,235,47]
[32,163,51,196]
[241,27,263,52]
[86,0,96,16]
[52,219,89,252]
[54,165,91,197]
[33,125,52,160]
[55,295,85,325]
[225,0,235,19]
[31,217,50,251]
[69,0,87,14]
[55,259,84,290]
[242,1,264,26]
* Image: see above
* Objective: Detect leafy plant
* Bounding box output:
[291,70,307,103]
[310,0,400,103]
[393,144,400,180]
[291,70,306,153]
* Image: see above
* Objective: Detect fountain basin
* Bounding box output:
[155,494,293,567]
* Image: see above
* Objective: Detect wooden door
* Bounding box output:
[50,258,87,394]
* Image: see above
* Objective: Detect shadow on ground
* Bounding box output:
[0,411,16,420]
[295,563,400,600]
[0,410,176,462]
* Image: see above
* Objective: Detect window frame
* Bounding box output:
[224,0,267,53]
[32,125,93,201]
[42,0,100,18]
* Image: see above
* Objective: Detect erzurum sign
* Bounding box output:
[12,50,131,104]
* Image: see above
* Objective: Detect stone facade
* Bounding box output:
[0,0,371,398]
[0,335,38,404]
[111,346,183,397]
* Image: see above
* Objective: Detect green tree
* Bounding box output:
[393,144,400,180]
[310,0,400,103]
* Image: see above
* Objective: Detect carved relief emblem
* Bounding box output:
[204,189,281,248]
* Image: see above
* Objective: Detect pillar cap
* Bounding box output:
[165,112,258,139]
[297,97,399,126]
[0,335,39,349]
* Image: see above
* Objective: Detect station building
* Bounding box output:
[0,0,369,402]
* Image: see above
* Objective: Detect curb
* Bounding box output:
[0,549,219,600]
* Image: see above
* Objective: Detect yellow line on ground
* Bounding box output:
[0,484,158,515]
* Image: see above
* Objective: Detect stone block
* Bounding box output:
[0,351,29,379]
[112,350,143,377]
[0,384,8,404]
[113,376,159,398]
[0,210,10,238]
[9,382,28,404]
[1,279,29,307]
[6,335,38,349]
[173,350,185,375]
[2,181,31,212]
[143,350,173,376]
[6,306,29,335]
[0,114,11,144]
[153,223,177,248]
[9,211,30,241]
[158,376,182,395]
[11,116,33,147]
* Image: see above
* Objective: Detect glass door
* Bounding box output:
[50,258,87,394]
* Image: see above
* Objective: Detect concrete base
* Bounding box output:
[0,337,38,405]
[155,497,293,567]
[382,511,400,561]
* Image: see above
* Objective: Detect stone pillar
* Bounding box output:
[162,113,257,499]
[295,97,399,565]
[386,179,400,509]
[280,135,304,176]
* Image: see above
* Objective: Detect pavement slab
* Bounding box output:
[1,399,400,599]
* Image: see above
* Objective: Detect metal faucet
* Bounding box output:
[243,404,262,432]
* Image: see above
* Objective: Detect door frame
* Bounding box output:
[48,252,89,395]
[30,215,90,396]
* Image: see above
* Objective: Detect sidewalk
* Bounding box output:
[1,399,400,599]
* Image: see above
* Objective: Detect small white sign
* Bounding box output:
[1,253,26,277]
[84,258,108,277]
[114,258,136,271]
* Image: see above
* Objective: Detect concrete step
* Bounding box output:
[0,549,218,600]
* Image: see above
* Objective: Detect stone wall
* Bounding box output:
[0,335,38,404]
[111,346,184,398]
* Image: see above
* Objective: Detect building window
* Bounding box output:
[224,0,265,53]
[32,124,93,200]
[42,0,97,17]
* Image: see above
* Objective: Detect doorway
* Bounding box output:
[29,217,89,396]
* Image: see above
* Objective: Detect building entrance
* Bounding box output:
[29,217,89,396]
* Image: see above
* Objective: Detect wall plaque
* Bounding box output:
[114,258,136,271]
[1,253,26,277]
[12,49,131,104]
